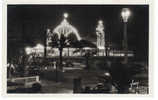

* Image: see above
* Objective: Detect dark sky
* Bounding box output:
[7,5,149,60]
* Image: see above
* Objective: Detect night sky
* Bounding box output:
[7,5,149,60]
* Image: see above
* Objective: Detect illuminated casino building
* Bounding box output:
[25,13,134,58]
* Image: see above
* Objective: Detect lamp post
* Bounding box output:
[121,8,131,64]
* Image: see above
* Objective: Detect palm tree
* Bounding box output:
[50,33,78,71]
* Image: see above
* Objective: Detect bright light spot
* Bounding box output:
[126,10,131,17]
[98,46,105,49]
[47,28,51,33]
[98,20,103,24]
[64,13,68,18]
[121,8,131,22]
[25,47,32,55]
[121,10,130,18]
[104,72,110,76]
[44,67,47,70]
[33,44,44,54]
[83,47,92,50]
[35,44,44,49]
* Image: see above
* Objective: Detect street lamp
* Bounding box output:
[121,8,131,64]
[121,8,131,23]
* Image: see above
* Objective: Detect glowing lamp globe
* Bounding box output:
[121,8,131,22]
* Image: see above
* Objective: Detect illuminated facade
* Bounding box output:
[25,14,134,57]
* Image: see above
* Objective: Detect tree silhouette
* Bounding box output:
[50,33,78,71]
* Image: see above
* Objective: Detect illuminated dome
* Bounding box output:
[53,16,81,41]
